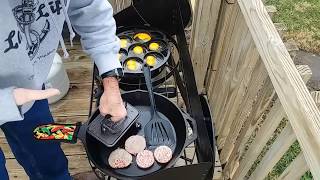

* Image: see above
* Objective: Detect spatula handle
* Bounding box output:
[33,122,81,143]
[143,64,157,115]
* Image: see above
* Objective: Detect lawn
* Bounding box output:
[265,0,320,55]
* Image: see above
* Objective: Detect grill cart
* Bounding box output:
[92,0,215,179]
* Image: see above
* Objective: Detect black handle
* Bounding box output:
[100,114,112,134]
[143,64,157,116]
[182,112,198,148]
[100,114,125,134]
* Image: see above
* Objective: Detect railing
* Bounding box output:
[191,0,320,179]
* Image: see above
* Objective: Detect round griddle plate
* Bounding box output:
[100,106,177,177]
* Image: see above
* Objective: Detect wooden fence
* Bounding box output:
[191,0,320,179]
[108,0,320,179]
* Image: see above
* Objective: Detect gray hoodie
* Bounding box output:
[0,0,122,124]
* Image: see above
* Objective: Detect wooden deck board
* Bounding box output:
[0,48,222,180]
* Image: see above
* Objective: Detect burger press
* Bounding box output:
[88,102,140,147]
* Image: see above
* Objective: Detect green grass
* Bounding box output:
[245,119,288,179]
[265,0,320,54]
[301,171,313,180]
[244,119,314,179]
[266,140,301,179]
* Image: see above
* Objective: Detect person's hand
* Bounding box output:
[13,88,60,105]
[99,77,127,122]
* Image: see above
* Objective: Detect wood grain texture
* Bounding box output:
[231,100,285,179]
[61,83,92,100]
[50,98,90,117]
[310,91,320,109]
[214,21,259,147]
[219,56,267,164]
[232,64,312,179]
[238,0,320,178]
[248,123,296,180]
[206,3,243,137]
[190,0,222,92]
[6,155,91,180]
[221,63,272,178]
[206,1,237,99]
[278,153,309,180]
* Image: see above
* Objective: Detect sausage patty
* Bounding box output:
[154,146,172,164]
[125,135,146,155]
[108,148,132,169]
[136,150,155,169]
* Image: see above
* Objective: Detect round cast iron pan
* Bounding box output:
[117,28,171,79]
[85,90,197,179]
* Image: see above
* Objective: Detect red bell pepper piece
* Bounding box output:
[51,126,65,132]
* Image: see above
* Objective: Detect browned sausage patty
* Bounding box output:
[136,150,155,169]
[125,135,146,155]
[154,146,172,164]
[108,148,132,169]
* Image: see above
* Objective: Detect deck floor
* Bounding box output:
[0,44,222,180]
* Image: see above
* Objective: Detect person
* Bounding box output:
[0,0,127,179]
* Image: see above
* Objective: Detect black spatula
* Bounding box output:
[143,64,175,147]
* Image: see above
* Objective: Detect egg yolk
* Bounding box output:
[133,46,144,55]
[149,43,160,51]
[134,33,151,42]
[126,60,138,71]
[146,56,157,67]
[120,39,128,48]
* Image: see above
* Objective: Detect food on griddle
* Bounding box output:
[133,46,144,55]
[126,59,141,71]
[134,33,151,42]
[136,150,155,169]
[120,39,129,48]
[146,55,157,67]
[125,135,146,155]
[149,42,160,51]
[108,148,132,169]
[154,146,173,164]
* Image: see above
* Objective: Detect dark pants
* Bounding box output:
[0,100,71,180]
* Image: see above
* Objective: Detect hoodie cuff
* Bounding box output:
[93,52,123,76]
[0,87,24,123]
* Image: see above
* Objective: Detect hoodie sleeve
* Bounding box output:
[68,0,122,76]
[0,87,24,124]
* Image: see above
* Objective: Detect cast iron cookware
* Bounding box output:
[115,26,179,91]
[33,90,197,179]
[116,27,174,86]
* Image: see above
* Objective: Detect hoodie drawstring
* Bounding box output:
[60,0,75,47]
[44,0,75,59]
